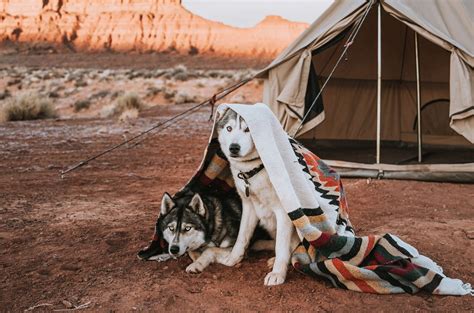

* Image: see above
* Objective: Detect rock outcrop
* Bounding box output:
[0,0,308,57]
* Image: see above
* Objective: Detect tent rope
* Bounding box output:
[292,2,373,137]
[60,76,253,178]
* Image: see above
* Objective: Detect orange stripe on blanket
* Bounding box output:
[331,259,378,293]
[363,235,377,259]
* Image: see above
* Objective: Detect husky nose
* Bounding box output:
[229,143,240,155]
[169,245,180,255]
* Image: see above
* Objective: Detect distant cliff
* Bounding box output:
[0,0,308,57]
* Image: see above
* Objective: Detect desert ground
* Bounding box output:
[0,53,473,312]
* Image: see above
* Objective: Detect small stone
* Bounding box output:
[465,230,474,240]
[62,300,73,309]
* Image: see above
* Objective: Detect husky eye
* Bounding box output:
[184,226,192,232]
[244,127,250,133]
[226,126,232,132]
[168,226,175,232]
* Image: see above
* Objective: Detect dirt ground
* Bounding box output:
[0,51,270,70]
[0,53,473,312]
[0,102,473,312]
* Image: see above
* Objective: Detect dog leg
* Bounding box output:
[221,199,258,267]
[188,250,201,262]
[264,209,293,286]
[186,247,231,273]
[147,253,172,262]
[250,239,275,251]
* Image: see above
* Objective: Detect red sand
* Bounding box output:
[1,104,473,311]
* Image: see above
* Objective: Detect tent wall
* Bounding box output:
[260,0,474,145]
[301,8,471,146]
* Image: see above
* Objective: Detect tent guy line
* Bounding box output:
[59,77,253,178]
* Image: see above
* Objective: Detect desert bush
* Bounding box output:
[74,80,88,87]
[73,99,91,112]
[146,86,162,97]
[195,82,205,88]
[115,92,143,112]
[0,93,57,122]
[163,89,177,100]
[89,90,110,100]
[174,72,189,81]
[174,91,197,104]
[171,64,187,76]
[101,92,144,118]
[118,108,139,122]
[0,89,11,100]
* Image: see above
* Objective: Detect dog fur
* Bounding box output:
[216,109,300,286]
[157,191,243,273]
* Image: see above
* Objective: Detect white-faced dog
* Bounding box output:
[216,109,300,286]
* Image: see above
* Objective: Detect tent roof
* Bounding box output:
[257,0,473,77]
[258,0,474,144]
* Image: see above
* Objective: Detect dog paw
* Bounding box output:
[148,254,172,262]
[264,271,286,286]
[266,257,275,269]
[221,253,243,267]
[186,262,205,273]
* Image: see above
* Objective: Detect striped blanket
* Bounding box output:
[139,103,472,296]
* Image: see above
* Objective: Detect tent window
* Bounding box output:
[303,62,324,121]
[303,28,349,122]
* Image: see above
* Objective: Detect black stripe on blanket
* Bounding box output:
[421,273,444,293]
[302,207,325,217]
[373,268,416,294]
[288,209,305,221]
[383,234,415,258]
[302,238,311,251]
[316,262,348,290]
[339,237,363,261]
[288,208,324,221]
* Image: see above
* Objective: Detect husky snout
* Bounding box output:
[229,143,240,156]
[169,245,180,255]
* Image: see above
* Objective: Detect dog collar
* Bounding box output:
[237,164,264,197]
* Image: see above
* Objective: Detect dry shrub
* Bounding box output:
[174,91,200,104]
[114,92,143,113]
[0,93,57,122]
[73,99,91,112]
[101,92,144,119]
[119,108,139,122]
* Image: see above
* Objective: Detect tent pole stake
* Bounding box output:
[415,32,422,162]
[376,3,382,164]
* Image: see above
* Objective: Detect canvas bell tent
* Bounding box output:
[256,0,474,182]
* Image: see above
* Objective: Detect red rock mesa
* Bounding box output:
[0,0,309,57]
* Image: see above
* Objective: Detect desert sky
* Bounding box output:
[182,0,334,27]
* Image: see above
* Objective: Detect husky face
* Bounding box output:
[159,193,207,257]
[217,109,258,161]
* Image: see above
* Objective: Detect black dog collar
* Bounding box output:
[237,164,265,197]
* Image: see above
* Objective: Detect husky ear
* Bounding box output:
[160,192,175,215]
[215,106,229,122]
[189,193,206,217]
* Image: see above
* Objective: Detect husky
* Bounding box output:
[216,108,300,286]
[156,191,243,273]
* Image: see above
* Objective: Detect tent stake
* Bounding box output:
[376,3,382,164]
[415,32,423,162]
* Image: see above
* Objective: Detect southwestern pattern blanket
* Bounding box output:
[138,103,472,296]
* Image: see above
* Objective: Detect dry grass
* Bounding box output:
[73,99,91,112]
[174,91,198,104]
[0,93,57,122]
[101,92,144,119]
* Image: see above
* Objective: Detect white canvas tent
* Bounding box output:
[256,0,474,182]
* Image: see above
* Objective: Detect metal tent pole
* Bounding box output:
[415,32,422,162]
[376,3,382,164]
